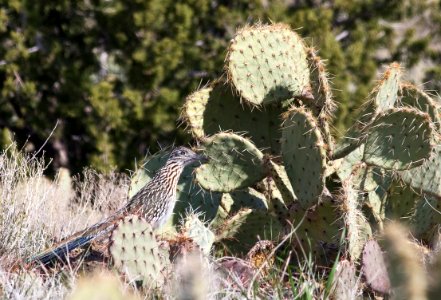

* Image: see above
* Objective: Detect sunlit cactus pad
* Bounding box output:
[281,106,327,208]
[195,132,266,192]
[363,107,434,170]
[182,81,283,152]
[374,62,401,111]
[109,215,168,286]
[226,23,311,105]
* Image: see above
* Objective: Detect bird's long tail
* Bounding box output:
[28,208,127,265]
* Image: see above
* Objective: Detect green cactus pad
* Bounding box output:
[109,215,168,286]
[331,260,359,300]
[288,196,342,264]
[229,188,268,213]
[281,106,327,208]
[399,83,441,132]
[214,208,253,241]
[221,210,283,256]
[195,132,266,192]
[336,145,365,182]
[344,182,372,260]
[182,81,284,153]
[267,160,297,206]
[226,23,311,106]
[361,239,391,294]
[400,143,441,199]
[306,47,335,117]
[262,177,290,225]
[306,47,336,154]
[374,62,401,111]
[130,150,222,227]
[363,107,434,170]
[183,215,215,255]
[410,194,441,241]
[385,181,419,221]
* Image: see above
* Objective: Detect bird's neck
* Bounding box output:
[153,161,184,194]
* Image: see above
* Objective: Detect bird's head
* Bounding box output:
[167,146,208,167]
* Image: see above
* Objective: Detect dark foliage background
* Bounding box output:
[1,0,440,173]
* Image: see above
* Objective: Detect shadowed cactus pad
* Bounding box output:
[195,132,266,192]
[109,215,168,286]
[410,194,441,241]
[288,196,342,264]
[182,82,284,153]
[361,239,390,294]
[221,210,283,256]
[226,23,311,105]
[281,106,327,208]
[400,143,441,199]
[399,83,441,132]
[363,107,434,170]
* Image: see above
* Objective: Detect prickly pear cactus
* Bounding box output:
[400,143,441,199]
[306,47,336,154]
[195,132,266,192]
[374,62,401,111]
[183,214,215,255]
[361,239,390,295]
[343,181,372,261]
[331,260,359,300]
[281,106,327,208]
[288,196,342,264]
[399,83,441,132]
[363,107,434,170]
[220,209,283,256]
[109,215,169,287]
[226,23,311,106]
[182,81,284,153]
[385,181,419,221]
[266,160,296,205]
[410,194,441,242]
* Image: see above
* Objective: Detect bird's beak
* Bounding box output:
[196,153,208,164]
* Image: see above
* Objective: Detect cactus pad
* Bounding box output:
[363,107,434,170]
[220,209,283,256]
[361,239,390,294]
[332,260,358,300]
[109,215,168,286]
[226,23,311,105]
[267,160,297,206]
[400,143,441,199]
[410,194,441,241]
[374,62,401,111]
[344,181,372,260]
[399,83,441,132]
[281,106,327,208]
[288,196,342,264]
[306,47,336,154]
[385,182,419,221]
[195,132,266,192]
[183,215,215,255]
[182,81,284,153]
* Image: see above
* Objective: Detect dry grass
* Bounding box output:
[0,147,344,300]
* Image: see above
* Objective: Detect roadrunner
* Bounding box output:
[29,146,206,265]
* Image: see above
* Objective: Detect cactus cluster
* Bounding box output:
[121,22,440,295]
